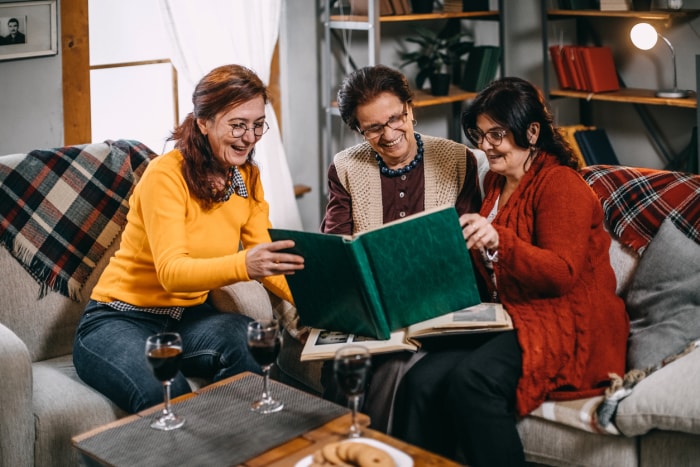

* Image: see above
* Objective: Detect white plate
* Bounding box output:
[294,437,413,467]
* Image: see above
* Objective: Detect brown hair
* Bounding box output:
[337,64,414,132]
[462,77,580,170]
[168,64,268,209]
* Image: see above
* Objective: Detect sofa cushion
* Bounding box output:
[580,165,700,254]
[32,356,127,467]
[517,415,637,467]
[0,231,120,362]
[625,217,700,371]
[615,343,700,436]
[607,237,638,297]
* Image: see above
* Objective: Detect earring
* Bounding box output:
[412,119,418,126]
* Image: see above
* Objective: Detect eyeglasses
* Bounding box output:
[357,106,408,140]
[229,121,269,138]
[467,128,508,147]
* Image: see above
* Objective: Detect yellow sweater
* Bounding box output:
[91,149,292,308]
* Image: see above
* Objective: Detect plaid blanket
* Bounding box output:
[0,140,156,300]
[581,165,700,254]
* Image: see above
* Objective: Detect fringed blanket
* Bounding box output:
[0,139,156,300]
[581,165,700,254]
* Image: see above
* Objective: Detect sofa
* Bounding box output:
[1,140,698,467]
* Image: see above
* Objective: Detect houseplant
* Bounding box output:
[398,21,473,96]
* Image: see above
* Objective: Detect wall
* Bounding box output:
[0,0,63,154]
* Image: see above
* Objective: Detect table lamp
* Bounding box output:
[630,22,690,98]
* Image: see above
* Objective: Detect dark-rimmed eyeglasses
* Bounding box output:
[229,121,269,138]
[467,128,508,147]
[357,105,408,140]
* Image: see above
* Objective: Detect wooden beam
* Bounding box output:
[61,0,91,145]
[270,41,282,134]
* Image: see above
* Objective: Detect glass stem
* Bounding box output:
[350,395,360,437]
[163,381,172,416]
[261,365,271,401]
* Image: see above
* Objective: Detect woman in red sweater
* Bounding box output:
[391,77,629,466]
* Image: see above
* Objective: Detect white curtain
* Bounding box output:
[158,0,302,230]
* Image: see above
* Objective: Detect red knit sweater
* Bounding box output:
[475,153,629,416]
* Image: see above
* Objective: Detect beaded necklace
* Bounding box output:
[374,133,424,178]
[218,166,239,202]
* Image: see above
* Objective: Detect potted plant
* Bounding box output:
[398,21,473,96]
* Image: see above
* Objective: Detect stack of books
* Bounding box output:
[599,0,631,10]
[349,0,410,15]
[460,45,501,92]
[444,0,490,12]
[573,128,621,166]
[557,0,594,8]
[549,45,620,93]
[443,0,465,12]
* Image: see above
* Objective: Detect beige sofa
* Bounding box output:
[1,141,699,467]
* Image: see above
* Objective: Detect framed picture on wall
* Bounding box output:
[0,1,57,62]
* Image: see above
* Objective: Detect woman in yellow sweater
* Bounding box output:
[73,64,304,413]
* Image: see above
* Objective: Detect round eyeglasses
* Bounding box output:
[230,121,269,138]
[357,107,408,140]
[467,128,508,147]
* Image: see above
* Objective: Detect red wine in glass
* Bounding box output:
[145,332,185,430]
[246,319,284,413]
[334,345,371,438]
[249,338,281,367]
[147,346,183,382]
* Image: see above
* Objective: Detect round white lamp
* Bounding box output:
[630,22,690,98]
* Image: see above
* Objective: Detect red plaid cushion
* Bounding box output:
[581,165,700,254]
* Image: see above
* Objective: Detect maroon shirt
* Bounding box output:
[321,150,482,235]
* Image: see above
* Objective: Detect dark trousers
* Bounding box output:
[391,330,525,467]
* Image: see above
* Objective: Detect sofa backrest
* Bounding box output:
[0,235,121,362]
[0,140,155,362]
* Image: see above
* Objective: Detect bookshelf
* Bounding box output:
[541,4,700,171]
[321,0,504,172]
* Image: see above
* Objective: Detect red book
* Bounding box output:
[562,46,583,91]
[579,46,620,93]
[549,45,572,89]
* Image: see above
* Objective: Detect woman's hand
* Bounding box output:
[246,240,304,280]
[459,213,499,251]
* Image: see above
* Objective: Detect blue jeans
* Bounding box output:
[73,300,261,413]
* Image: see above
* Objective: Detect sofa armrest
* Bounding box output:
[0,323,34,467]
[208,281,274,322]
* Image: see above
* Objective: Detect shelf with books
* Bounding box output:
[329,11,501,23]
[541,3,699,171]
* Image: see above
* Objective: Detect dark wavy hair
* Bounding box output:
[337,64,414,132]
[168,64,268,209]
[462,77,579,170]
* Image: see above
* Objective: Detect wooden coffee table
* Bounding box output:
[72,372,461,466]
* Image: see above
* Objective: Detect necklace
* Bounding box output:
[218,166,237,202]
[374,133,424,178]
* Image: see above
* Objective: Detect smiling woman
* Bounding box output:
[72,64,305,416]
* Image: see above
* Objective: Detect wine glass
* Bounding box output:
[333,345,371,438]
[145,332,185,430]
[247,319,284,413]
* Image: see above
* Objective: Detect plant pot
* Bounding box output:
[411,0,434,14]
[430,73,451,96]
